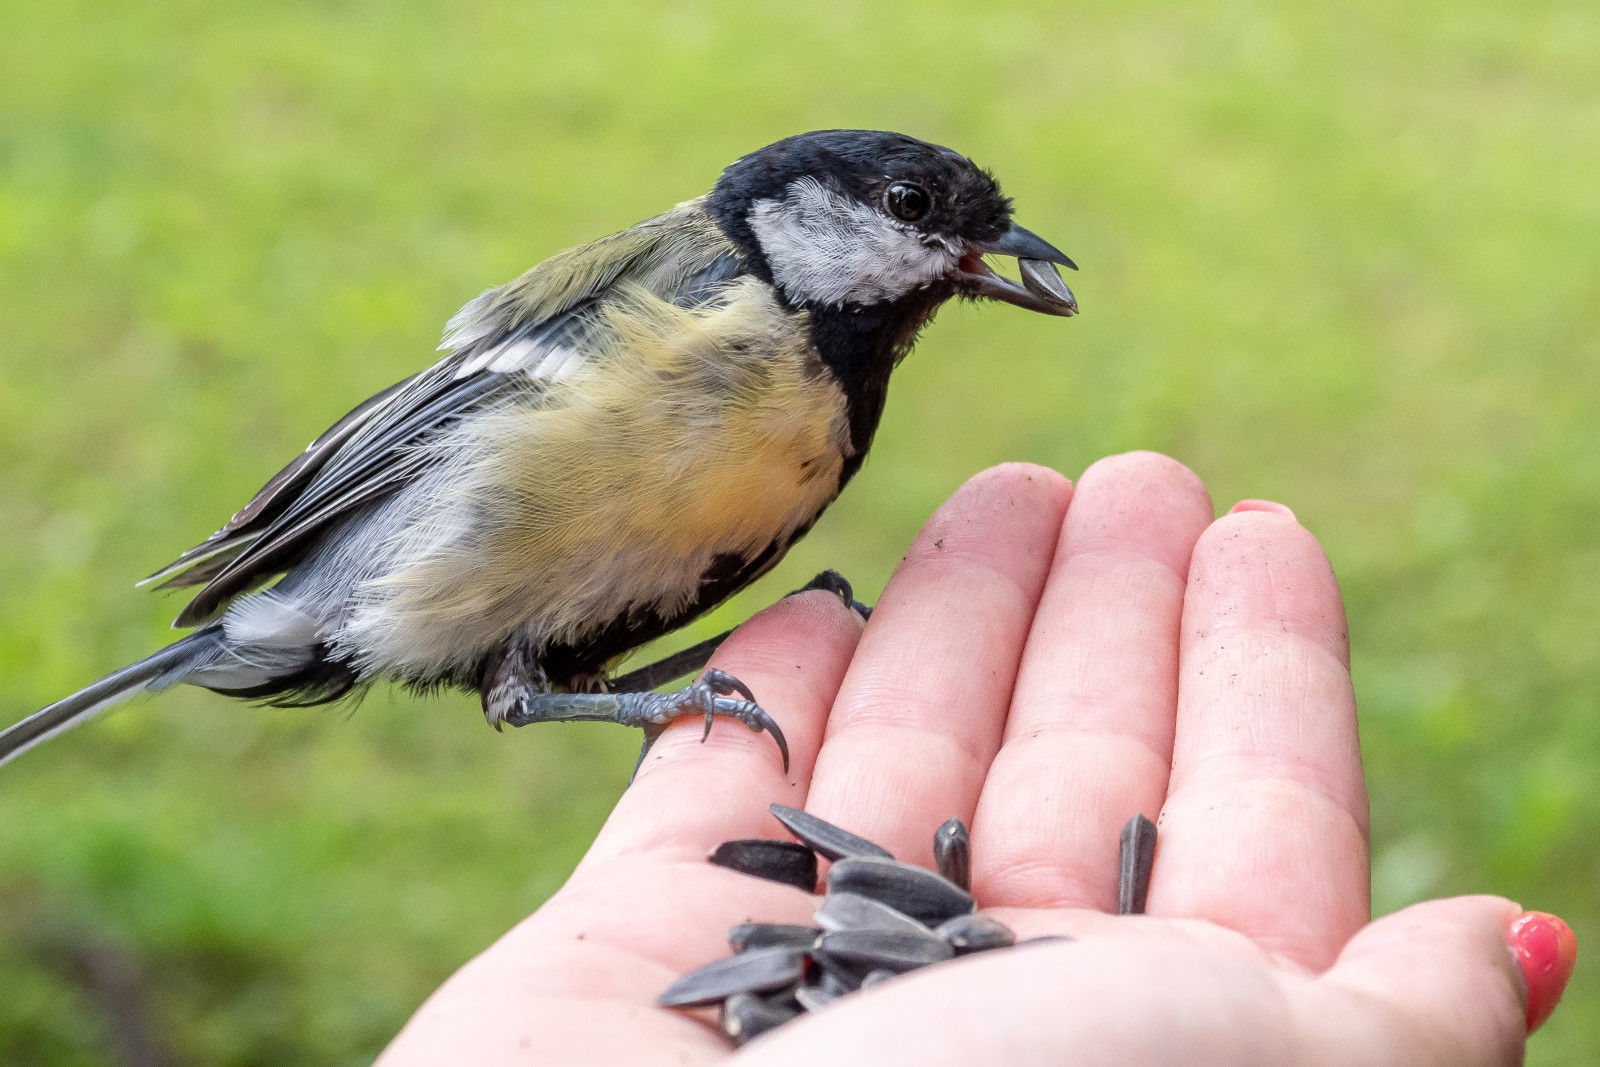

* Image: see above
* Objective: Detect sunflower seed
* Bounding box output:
[932,817,970,891]
[793,983,838,1012]
[815,891,929,935]
[1019,257,1077,304]
[860,968,897,989]
[728,922,821,953]
[936,912,1016,953]
[709,839,818,892]
[816,928,954,973]
[820,966,859,996]
[1117,813,1157,916]
[720,992,801,1046]
[658,945,808,1008]
[768,804,894,861]
[827,857,975,925]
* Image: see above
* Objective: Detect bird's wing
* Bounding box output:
[148,198,744,627]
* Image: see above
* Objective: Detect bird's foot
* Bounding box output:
[792,569,872,621]
[619,669,789,771]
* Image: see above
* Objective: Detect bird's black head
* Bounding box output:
[707,130,1077,317]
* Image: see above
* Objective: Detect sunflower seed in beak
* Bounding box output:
[827,857,975,926]
[769,803,894,861]
[936,912,1016,953]
[709,839,819,892]
[1018,257,1079,311]
[728,922,822,953]
[657,945,808,1008]
[933,817,970,891]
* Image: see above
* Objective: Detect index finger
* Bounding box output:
[580,589,866,867]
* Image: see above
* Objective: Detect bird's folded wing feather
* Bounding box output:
[145,198,744,627]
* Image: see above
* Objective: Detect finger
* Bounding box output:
[803,463,1072,864]
[976,452,1213,909]
[581,589,865,866]
[1307,896,1531,1064]
[1153,509,1369,969]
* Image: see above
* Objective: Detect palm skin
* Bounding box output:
[381,454,1531,1066]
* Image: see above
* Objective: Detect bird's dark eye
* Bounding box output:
[884,181,932,222]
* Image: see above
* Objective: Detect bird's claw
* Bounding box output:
[644,671,789,772]
[718,696,789,773]
[793,569,872,621]
[702,667,758,704]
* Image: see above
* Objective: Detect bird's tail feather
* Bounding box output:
[1,627,224,768]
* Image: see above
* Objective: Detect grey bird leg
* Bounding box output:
[498,668,790,772]
[481,645,783,769]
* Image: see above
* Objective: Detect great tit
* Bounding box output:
[1,129,1077,770]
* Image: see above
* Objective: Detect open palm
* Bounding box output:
[381,454,1530,1065]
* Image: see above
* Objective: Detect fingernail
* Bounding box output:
[1509,911,1577,1032]
[1228,499,1296,520]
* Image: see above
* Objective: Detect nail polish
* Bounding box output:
[1227,499,1296,521]
[1509,911,1577,1033]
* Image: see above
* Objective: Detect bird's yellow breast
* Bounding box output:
[358,280,852,667]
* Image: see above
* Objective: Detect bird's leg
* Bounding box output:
[609,570,872,693]
[480,641,549,732]
[492,668,790,772]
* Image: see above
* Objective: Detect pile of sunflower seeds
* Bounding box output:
[658,804,1157,1047]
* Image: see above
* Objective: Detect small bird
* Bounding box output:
[2,129,1077,770]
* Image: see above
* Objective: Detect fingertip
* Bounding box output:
[1187,506,1347,664]
[727,578,865,651]
[1078,451,1210,508]
[947,462,1074,528]
[976,459,1075,495]
[899,462,1073,580]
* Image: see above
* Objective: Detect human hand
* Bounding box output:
[380,454,1570,1065]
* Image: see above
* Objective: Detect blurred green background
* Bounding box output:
[2,0,1596,1061]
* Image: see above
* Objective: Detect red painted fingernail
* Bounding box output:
[1228,499,1296,520]
[1509,911,1577,1033]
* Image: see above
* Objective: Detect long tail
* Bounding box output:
[1,627,224,768]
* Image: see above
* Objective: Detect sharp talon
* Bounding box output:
[793,569,853,604]
[765,714,790,773]
[701,702,716,742]
[720,674,759,704]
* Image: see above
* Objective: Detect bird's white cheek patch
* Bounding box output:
[749,178,956,307]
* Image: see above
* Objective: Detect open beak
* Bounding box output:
[957,223,1079,316]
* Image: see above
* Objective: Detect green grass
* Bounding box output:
[2,0,1598,1061]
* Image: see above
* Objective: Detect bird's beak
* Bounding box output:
[957,223,1079,316]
